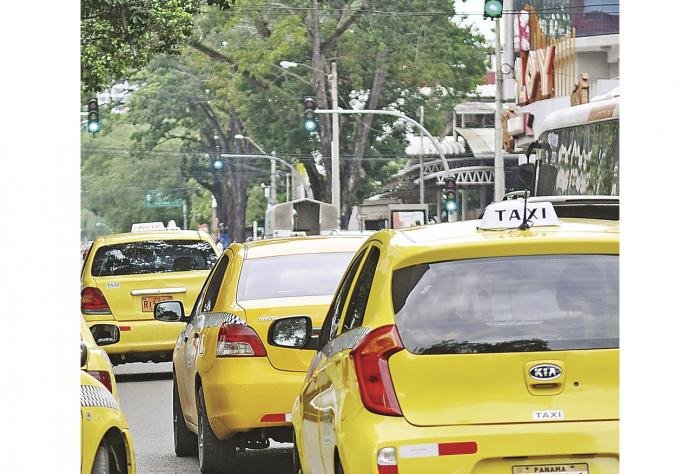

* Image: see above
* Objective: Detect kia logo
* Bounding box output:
[529,364,562,381]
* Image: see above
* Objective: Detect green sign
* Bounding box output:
[144,190,183,208]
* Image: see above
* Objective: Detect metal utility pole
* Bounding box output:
[419,106,425,205]
[330,61,341,214]
[270,158,277,206]
[494,17,505,202]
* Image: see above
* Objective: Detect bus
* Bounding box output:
[528,88,619,197]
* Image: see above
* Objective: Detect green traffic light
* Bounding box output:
[484,0,503,18]
[304,118,318,132]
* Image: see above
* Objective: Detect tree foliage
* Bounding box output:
[81,0,235,93]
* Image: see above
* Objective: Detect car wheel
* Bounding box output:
[173,377,197,457]
[292,431,303,474]
[197,386,236,473]
[90,443,111,474]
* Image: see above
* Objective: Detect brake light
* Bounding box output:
[350,325,404,416]
[81,287,112,315]
[216,323,267,357]
[87,370,113,394]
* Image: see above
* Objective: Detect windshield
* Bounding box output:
[91,240,218,276]
[392,254,618,354]
[237,252,355,300]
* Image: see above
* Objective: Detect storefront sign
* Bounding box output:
[517,45,556,105]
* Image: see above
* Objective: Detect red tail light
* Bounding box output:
[350,325,404,416]
[87,370,113,394]
[216,323,267,357]
[81,287,112,315]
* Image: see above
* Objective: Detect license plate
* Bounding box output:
[141,295,173,312]
[513,464,588,474]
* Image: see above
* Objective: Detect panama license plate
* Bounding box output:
[141,295,173,312]
[513,464,588,474]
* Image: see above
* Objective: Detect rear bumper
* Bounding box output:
[201,357,305,440]
[85,318,184,363]
[316,409,618,474]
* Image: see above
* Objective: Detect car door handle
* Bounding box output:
[193,333,200,339]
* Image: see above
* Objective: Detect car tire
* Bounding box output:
[173,377,197,457]
[292,431,303,474]
[197,386,236,473]
[334,452,344,474]
[90,443,111,474]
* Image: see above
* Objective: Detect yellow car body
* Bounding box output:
[81,227,219,364]
[81,370,135,474]
[81,317,119,402]
[156,236,366,473]
[287,203,619,474]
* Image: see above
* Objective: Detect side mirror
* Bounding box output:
[154,301,185,322]
[268,316,317,350]
[81,341,88,367]
[90,324,121,346]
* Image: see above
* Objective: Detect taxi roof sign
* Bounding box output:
[479,200,559,230]
[131,222,166,232]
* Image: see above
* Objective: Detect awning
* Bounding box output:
[454,127,495,154]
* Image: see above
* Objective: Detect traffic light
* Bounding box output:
[87,98,100,133]
[483,0,503,19]
[212,155,223,170]
[302,97,319,133]
[443,177,458,213]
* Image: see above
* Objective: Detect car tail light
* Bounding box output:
[81,287,112,315]
[350,325,404,416]
[216,323,267,357]
[87,370,113,394]
[377,447,398,474]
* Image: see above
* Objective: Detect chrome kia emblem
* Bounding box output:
[529,364,562,381]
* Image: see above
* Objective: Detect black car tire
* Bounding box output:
[173,377,198,457]
[197,386,236,473]
[90,443,111,474]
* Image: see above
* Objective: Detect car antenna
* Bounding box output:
[518,141,541,230]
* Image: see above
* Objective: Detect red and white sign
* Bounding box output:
[517,45,556,105]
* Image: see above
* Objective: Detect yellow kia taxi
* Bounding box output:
[81,317,119,402]
[153,236,366,473]
[81,222,219,365]
[269,199,619,474]
[81,346,136,473]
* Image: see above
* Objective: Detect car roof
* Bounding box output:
[377,217,619,249]
[93,230,213,246]
[241,235,367,259]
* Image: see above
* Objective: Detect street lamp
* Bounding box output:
[279,60,341,215]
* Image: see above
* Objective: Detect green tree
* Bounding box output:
[81,0,234,92]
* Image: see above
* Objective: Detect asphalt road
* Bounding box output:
[114,362,294,474]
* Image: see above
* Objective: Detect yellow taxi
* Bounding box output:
[81,346,136,473]
[81,222,219,365]
[153,236,366,473]
[269,199,619,474]
[81,317,119,402]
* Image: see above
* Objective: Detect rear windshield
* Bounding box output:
[393,254,618,354]
[91,240,218,276]
[237,252,354,300]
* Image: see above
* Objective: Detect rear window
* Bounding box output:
[392,254,618,354]
[237,252,354,300]
[91,240,218,276]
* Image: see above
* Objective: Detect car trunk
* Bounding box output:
[388,349,618,426]
[240,296,332,372]
[93,271,209,322]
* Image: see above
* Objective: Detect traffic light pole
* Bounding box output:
[494,17,505,202]
[330,61,341,215]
